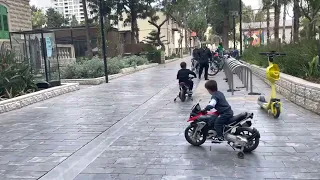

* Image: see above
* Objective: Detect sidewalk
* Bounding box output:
[72,72,320,180]
[1,59,320,180]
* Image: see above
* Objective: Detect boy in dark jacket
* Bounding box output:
[202,80,234,142]
[177,62,197,94]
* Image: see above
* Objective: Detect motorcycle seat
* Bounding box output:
[228,112,248,125]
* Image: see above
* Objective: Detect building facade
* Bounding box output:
[242,20,293,45]
[0,0,32,39]
[52,0,85,23]
[117,12,193,56]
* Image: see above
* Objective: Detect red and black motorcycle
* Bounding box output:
[184,101,260,159]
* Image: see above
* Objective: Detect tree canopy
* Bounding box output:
[31,6,46,29]
[46,8,69,28]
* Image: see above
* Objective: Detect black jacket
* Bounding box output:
[198,48,213,64]
[177,69,197,83]
[192,48,200,60]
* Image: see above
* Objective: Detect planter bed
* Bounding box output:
[245,62,320,115]
[62,63,159,85]
[0,83,79,114]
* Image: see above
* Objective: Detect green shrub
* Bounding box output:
[242,40,320,79]
[60,55,149,79]
[146,50,162,63]
[0,48,37,99]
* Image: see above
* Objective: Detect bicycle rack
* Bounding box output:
[223,57,261,95]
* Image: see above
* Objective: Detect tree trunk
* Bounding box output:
[131,14,138,44]
[293,0,300,43]
[82,0,93,58]
[185,29,188,53]
[282,3,286,43]
[274,0,281,42]
[157,27,165,50]
[308,23,314,39]
[267,8,270,44]
[222,15,229,49]
[129,2,138,44]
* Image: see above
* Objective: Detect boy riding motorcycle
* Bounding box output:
[177,62,197,94]
[201,80,234,142]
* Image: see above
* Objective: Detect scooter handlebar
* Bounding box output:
[259,52,286,56]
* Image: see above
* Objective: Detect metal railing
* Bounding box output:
[223,56,261,95]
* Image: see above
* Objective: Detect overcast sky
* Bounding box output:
[31,0,263,9]
[30,0,292,18]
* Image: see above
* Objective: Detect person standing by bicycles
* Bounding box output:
[191,45,200,71]
[198,43,213,80]
[217,42,224,57]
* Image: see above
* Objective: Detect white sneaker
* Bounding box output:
[207,130,215,139]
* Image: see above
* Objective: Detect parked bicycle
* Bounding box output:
[191,58,200,74]
[208,52,225,76]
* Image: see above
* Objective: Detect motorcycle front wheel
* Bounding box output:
[184,125,207,146]
[179,88,186,102]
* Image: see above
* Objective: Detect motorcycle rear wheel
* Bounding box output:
[185,125,207,146]
[235,127,260,153]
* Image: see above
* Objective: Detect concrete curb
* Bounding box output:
[61,63,159,85]
[0,83,80,114]
[165,55,190,64]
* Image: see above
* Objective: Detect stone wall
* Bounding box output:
[0,83,79,114]
[248,63,320,115]
[0,0,32,32]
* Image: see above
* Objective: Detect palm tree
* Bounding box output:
[281,0,291,43]
[82,0,93,58]
[263,0,272,43]
[273,0,281,42]
[293,0,299,42]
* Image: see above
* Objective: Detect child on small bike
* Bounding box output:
[201,80,233,142]
[177,62,197,94]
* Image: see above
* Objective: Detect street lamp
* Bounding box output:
[230,11,238,50]
[99,0,108,83]
[239,0,243,55]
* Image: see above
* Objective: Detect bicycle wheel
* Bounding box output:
[208,61,219,76]
[219,58,225,70]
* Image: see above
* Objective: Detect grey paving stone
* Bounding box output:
[2,58,320,180]
[74,173,119,180]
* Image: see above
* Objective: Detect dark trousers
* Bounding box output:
[180,80,193,91]
[199,63,209,79]
[215,111,233,137]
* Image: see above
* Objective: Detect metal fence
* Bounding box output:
[223,56,261,95]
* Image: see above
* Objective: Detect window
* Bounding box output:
[3,15,8,31]
[0,5,9,39]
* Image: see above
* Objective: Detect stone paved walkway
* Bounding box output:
[1,57,320,180]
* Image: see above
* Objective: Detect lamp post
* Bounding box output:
[99,0,108,83]
[318,26,320,61]
[230,11,238,50]
[239,0,243,55]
